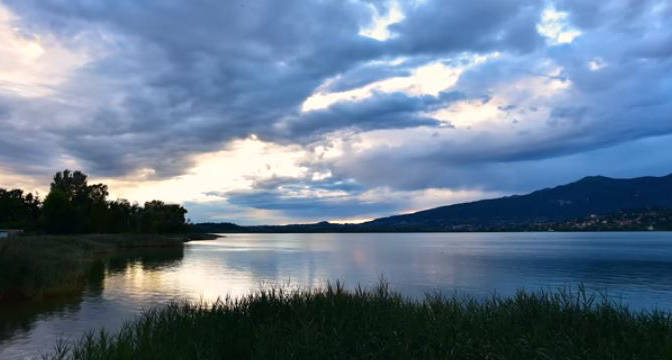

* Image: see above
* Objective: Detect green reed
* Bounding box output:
[48,281,672,359]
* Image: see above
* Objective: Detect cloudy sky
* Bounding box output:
[0,0,671,224]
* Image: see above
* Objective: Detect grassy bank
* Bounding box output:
[50,282,672,360]
[0,234,208,301]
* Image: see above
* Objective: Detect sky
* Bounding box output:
[0,0,671,224]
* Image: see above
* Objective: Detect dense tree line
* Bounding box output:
[0,189,41,230]
[0,170,187,234]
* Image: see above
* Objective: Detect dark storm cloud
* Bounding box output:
[246,176,365,193]
[328,97,672,193]
[202,176,395,222]
[1,0,672,223]
[328,133,672,195]
[315,0,672,197]
[322,65,412,93]
[0,95,63,176]
[275,91,465,139]
[0,0,546,179]
[390,0,544,55]
[556,0,661,30]
[225,189,394,221]
[1,0,381,177]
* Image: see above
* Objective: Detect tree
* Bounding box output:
[6,169,188,234]
[108,199,136,233]
[0,188,41,230]
[141,200,188,233]
[51,170,89,202]
[42,188,75,234]
[87,183,110,233]
[48,170,109,233]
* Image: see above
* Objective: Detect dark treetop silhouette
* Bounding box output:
[0,170,188,234]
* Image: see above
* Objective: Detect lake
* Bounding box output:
[2,232,672,359]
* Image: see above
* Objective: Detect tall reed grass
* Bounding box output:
[49,281,672,359]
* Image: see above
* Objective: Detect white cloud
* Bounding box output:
[588,58,606,71]
[537,6,581,45]
[426,61,571,129]
[359,1,405,41]
[302,53,499,112]
[97,137,311,204]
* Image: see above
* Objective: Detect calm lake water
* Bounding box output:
[2,232,672,359]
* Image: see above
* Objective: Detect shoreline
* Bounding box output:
[0,233,217,302]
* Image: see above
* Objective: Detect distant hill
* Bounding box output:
[364,174,672,230]
[193,173,672,232]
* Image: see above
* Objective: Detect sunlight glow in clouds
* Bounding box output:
[357,187,501,215]
[301,61,461,112]
[302,53,499,112]
[0,166,43,195]
[358,2,404,41]
[0,4,89,97]
[427,64,570,129]
[100,137,310,204]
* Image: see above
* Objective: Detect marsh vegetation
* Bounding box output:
[49,281,672,360]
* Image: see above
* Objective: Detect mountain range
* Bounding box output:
[194,173,672,232]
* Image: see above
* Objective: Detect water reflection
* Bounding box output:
[3,233,672,359]
[0,247,183,359]
[172,233,672,305]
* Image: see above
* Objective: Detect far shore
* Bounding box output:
[197,229,671,234]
